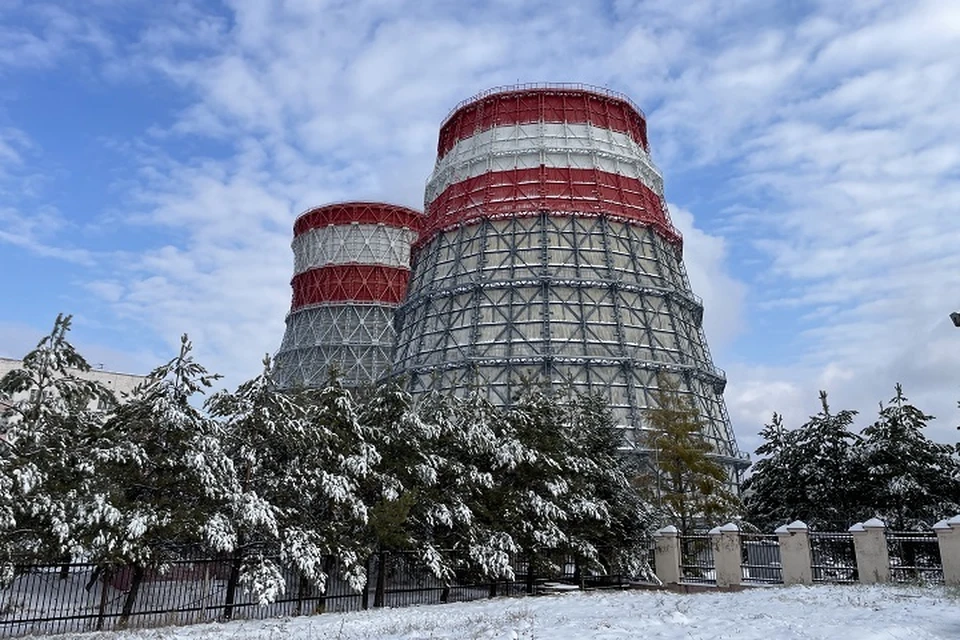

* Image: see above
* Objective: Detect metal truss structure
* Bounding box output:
[392,85,748,473]
[274,202,420,389]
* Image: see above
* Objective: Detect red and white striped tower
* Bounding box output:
[392,84,747,477]
[275,202,420,389]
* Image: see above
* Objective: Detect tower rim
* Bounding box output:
[436,83,650,159]
[440,82,646,127]
[293,201,423,237]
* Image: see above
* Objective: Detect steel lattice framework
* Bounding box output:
[392,85,748,472]
[275,202,420,389]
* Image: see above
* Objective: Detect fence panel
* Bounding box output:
[809,533,857,583]
[740,534,782,585]
[0,547,634,638]
[887,532,943,585]
[679,535,715,584]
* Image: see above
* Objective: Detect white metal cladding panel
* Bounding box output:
[292,224,417,275]
[276,304,398,388]
[279,305,396,351]
[274,344,392,388]
[414,217,674,290]
[425,122,664,203]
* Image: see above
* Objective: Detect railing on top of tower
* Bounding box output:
[440,83,647,127]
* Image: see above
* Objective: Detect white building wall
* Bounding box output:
[0,356,146,415]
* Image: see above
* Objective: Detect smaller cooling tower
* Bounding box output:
[274,202,421,389]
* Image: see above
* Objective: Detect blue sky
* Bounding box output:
[2,0,959,453]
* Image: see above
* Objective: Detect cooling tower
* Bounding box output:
[275,202,420,389]
[392,84,747,471]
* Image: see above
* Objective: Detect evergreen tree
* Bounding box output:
[472,384,655,582]
[559,393,654,579]
[0,314,117,574]
[282,373,376,593]
[741,413,803,529]
[743,391,862,530]
[441,389,519,583]
[644,375,741,534]
[859,384,960,530]
[207,362,375,607]
[81,334,234,609]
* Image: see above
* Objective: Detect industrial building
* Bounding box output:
[275,84,747,476]
[0,356,145,421]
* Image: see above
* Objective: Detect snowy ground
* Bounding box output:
[60,585,960,640]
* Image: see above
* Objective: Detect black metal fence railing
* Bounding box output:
[809,533,857,583]
[642,536,657,579]
[740,534,782,585]
[0,548,639,638]
[679,535,715,584]
[887,532,943,584]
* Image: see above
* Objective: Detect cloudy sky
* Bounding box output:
[1,0,959,454]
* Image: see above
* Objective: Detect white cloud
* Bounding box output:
[4,0,960,455]
[669,204,746,355]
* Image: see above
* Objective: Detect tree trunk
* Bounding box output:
[525,554,535,594]
[374,550,387,608]
[361,555,371,610]
[118,564,146,629]
[295,571,309,616]
[222,551,243,621]
[95,569,111,631]
[58,554,71,580]
[315,555,336,614]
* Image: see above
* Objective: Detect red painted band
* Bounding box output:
[294,202,423,237]
[438,89,648,158]
[415,166,681,250]
[290,264,411,308]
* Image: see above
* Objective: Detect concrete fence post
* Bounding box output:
[850,518,890,584]
[775,520,812,585]
[708,522,742,588]
[654,525,681,585]
[934,515,960,586]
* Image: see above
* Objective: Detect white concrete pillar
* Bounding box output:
[775,520,812,585]
[708,522,742,588]
[654,525,681,585]
[850,518,890,584]
[934,515,960,586]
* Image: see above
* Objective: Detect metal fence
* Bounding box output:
[809,533,857,583]
[0,548,638,638]
[679,535,715,584]
[887,532,943,584]
[740,534,782,585]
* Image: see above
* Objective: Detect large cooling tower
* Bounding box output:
[275,202,420,389]
[392,84,747,470]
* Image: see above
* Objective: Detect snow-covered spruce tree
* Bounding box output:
[470,384,655,586]
[743,391,863,530]
[357,383,524,599]
[644,375,741,534]
[84,335,234,623]
[0,314,117,575]
[858,384,960,530]
[473,384,569,586]
[440,390,519,585]
[281,373,376,598]
[355,381,456,605]
[207,362,373,611]
[559,393,655,580]
[741,413,802,530]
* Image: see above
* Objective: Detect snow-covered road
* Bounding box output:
[77,585,960,640]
